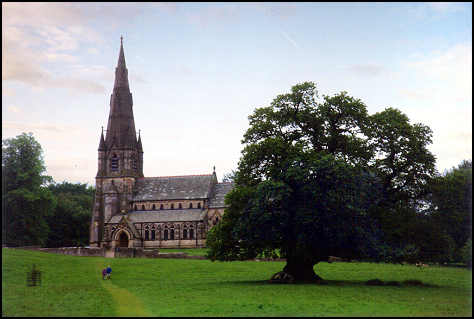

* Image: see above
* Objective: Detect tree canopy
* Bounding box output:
[2,133,56,246]
[206,82,438,282]
[46,182,95,247]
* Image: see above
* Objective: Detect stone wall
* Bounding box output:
[17,246,106,257]
[13,246,206,259]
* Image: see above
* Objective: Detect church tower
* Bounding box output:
[90,37,143,247]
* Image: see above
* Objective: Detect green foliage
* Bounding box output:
[208,82,437,278]
[428,160,472,262]
[461,239,472,268]
[368,108,436,204]
[46,182,95,247]
[2,133,56,246]
[2,248,472,316]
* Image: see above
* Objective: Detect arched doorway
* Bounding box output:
[119,232,129,248]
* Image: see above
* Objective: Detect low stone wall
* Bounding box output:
[16,246,106,257]
[13,246,206,259]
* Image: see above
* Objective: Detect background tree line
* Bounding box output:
[2,132,94,248]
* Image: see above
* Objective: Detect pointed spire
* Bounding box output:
[137,129,143,152]
[105,36,137,150]
[98,126,106,151]
[114,35,129,89]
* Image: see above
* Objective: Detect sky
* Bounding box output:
[2,2,472,186]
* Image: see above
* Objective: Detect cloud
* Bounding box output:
[404,42,472,102]
[7,106,21,114]
[2,3,143,93]
[2,87,15,97]
[3,121,69,133]
[88,48,99,55]
[183,5,242,28]
[254,3,299,20]
[397,42,472,172]
[347,64,386,77]
[427,2,466,13]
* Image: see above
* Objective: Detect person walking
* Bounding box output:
[106,265,112,279]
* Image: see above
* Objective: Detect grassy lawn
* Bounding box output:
[158,247,209,256]
[2,248,472,316]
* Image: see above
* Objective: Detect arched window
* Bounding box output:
[189,228,194,239]
[110,154,119,171]
[152,204,156,210]
[142,205,145,210]
[134,205,137,210]
[160,204,164,210]
[151,230,156,240]
[183,229,187,239]
[145,229,149,241]
[170,229,175,240]
[179,203,182,209]
[164,229,168,240]
[189,203,193,209]
[197,202,201,209]
[171,203,174,210]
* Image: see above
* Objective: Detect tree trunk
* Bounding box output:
[282,256,323,283]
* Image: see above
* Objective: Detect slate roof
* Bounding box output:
[133,175,213,201]
[108,209,206,223]
[209,182,234,208]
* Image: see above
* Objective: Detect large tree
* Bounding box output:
[206,82,436,282]
[2,133,56,246]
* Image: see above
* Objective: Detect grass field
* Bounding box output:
[158,247,209,256]
[2,248,472,317]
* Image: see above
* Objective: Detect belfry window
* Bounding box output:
[142,205,145,210]
[164,229,168,240]
[170,229,175,240]
[134,205,137,210]
[171,204,174,210]
[152,204,156,210]
[197,202,201,209]
[189,203,193,209]
[179,203,182,209]
[160,204,164,210]
[145,229,149,241]
[131,154,137,170]
[189,228,194,239]
[151,230,156,240]
[111,154,119,171]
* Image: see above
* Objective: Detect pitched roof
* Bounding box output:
[108,209,206,223]
[209,182,234,208]
[133,175,214,201]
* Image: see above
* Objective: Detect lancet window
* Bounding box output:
[111,154,119,171]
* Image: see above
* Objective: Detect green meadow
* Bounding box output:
[2,248,471,317]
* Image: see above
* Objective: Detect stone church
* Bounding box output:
[89,38,233,249]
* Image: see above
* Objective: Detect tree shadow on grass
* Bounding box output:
[216,279,439,288]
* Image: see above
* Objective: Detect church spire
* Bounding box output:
[105,36,137,150]
[114,35,129,89]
